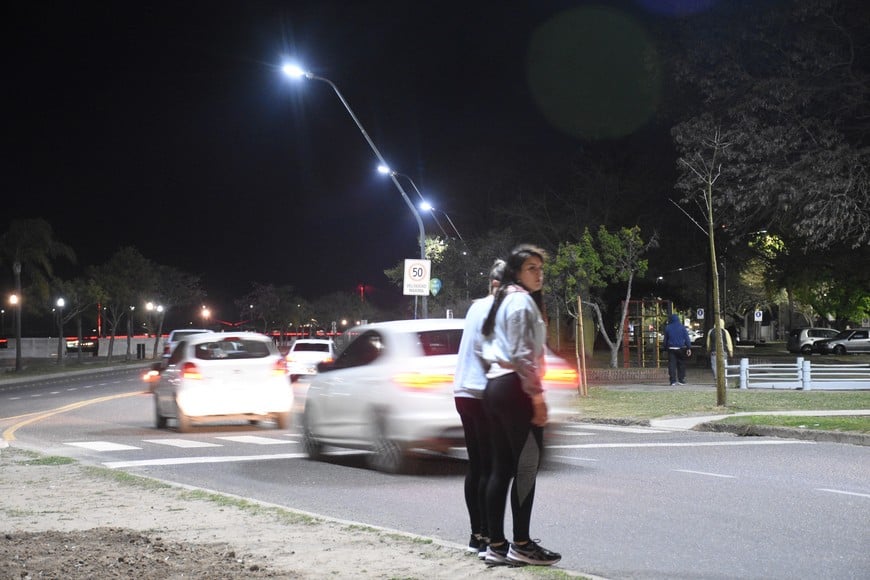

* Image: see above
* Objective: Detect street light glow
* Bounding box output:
[281,63,308,79]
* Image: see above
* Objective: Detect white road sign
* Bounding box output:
[403,259,431,296]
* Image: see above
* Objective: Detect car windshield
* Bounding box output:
[293,343,331,353]
[194,338,271,360]
[832,330,852,340]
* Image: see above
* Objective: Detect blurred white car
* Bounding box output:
[153,332,292,432]
[301,318,580,473]
[286,338,336,383]
[161,328,211,366]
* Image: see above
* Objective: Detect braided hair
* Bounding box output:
[482,244,547,337]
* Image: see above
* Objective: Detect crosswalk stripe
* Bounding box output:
[65,441,141,451]
[216,435,296,445]
[143,439,221,448]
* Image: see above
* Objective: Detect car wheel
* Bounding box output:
[834,345,846,355]
[800,344,813,355]
[301,406,323,460]
[367,409,405,474]
[154,398,167,429]
[274,411,291,430]
[176,401,192,433]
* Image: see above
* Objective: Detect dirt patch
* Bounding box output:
[0,446,564,579]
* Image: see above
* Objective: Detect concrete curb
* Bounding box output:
[695,422,870,446]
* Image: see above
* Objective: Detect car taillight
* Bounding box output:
[273,358,287,376]
[142,369,160,382]
[181,362,202,380]
[392,372,454,391]
[542,367,579,388]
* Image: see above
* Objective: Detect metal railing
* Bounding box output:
[734,357,870,390]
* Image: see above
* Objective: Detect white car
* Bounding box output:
[161,328,211,366]
[153,332,292,432]
[286,338,336,382]
[301,318,580,473]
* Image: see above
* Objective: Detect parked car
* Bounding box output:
[813,328,870,355]
[300,318,580,473]
[152,332,292,432]
[161,328,211,366]
[286,338,336,383]
[787,327,839,354]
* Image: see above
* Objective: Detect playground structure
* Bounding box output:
[621,299,672,368]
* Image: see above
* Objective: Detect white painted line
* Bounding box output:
[674,469,736,479]
[551,455,599,462]
[143,439,222,448]
[548,430,596,437]
[216,435,296,445]
[817,488,870,499]
[103,450,360,469]
[66,441,141,451]
[50,391,60,395]
[547,440,813,449]
[569,424,670,434]
[8,397,21,401]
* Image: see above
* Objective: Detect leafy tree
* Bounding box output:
[548,226,656,369]
[0,218,76,371]
[149,265,204,357]
[88,247,156,362]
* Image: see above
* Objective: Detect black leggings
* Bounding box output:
[483,372,543,544]
[455,397,491,538]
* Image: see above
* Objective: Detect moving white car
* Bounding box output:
[153,332,292,432]
[301,318,580,473]
[286,338,336,383]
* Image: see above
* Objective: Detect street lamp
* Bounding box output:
[418,201,465,244]
[284,63,428,318]
[146,301,164,359]
[9,293,21,371]
[55,298,65,365]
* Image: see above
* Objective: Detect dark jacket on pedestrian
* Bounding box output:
[663,314,691,350]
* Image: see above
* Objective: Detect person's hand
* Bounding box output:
[531,394,548,427]
[686,349,692,357]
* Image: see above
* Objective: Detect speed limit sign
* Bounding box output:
[403,259,431,296]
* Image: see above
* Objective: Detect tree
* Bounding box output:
[0,218,76,371]
[88,247,156,362]
[548,226,656,369]
[149,265,204,358]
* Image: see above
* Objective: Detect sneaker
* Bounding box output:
[507,540,561,566]
[478,540,488,560]
[677,381,687,385]
[485,542,509,565]
[467,534,484,554]
[670,382,677,386]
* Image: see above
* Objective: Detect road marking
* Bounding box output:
[817,488,870,499]
[66,441,141,451]
[216,435,296,445]
[551,455,599,462]
[547,440,812,449]
[674,469,736,479]
[3,391,141,441]
[567,424,670,434]
[102,450,360,469]
[548,430,595,437]
[143,439,222,448]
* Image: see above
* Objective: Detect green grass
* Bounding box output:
[578,388,870,420]
[716,414,870,433]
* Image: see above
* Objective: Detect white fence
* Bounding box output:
[731,357,870,390]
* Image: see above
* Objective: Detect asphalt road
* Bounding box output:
[2,368,868,579]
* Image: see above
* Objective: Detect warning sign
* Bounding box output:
[403,259,431,296]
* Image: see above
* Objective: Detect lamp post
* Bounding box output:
[10,292,21,371]
[378,166,451,239]
[55,298,65,365]
[146,302,164,359]
[284,63,427,318]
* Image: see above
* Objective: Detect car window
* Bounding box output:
[333,331,384,369]
[193,338,271,360]
[293,342,331,353]
[852,330,869,340]
[833,331,852,340]
[167,340,187,365]
[417,329,463,356]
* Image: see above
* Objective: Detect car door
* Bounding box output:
[848,329,870,353]
[311,330,386,440]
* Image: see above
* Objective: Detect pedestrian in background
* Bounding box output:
[707,318,734,379]
[663,313,692,386]
[479,244,561,567]
[453,258,505,560]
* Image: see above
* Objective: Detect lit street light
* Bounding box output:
[418,201,465,244]
[146,301,165,359]
[9,292,21,371]
[55,298,65,365]
[284,63,428,318]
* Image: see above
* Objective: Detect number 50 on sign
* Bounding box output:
[403,259,431,296]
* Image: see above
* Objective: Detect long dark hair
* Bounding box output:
[482,244,547,336]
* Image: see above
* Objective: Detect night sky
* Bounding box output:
[6,1,720,311]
